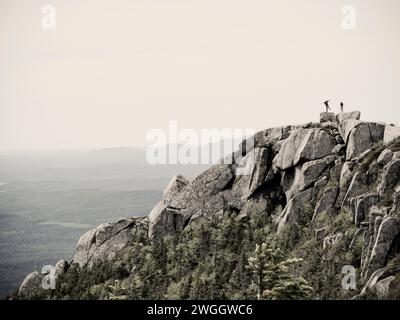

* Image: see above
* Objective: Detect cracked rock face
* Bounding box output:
[338,119,363,144]
[313,186,339,220]
[273,128,336,170]
[148,166,235,240]
[276,188,314,233]
[73,217,149,267]
[282,156,335,200]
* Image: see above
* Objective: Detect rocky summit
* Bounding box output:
[15,112,400,300]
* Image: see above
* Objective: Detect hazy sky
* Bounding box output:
[1,0,399,151]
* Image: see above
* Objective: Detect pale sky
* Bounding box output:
[1,0,399,151]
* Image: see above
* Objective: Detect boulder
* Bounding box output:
[73,217,148,267]
[238,126,293,155]
[273,128,336,170]
[365,217,400,277]
[339,161,355,188]
[320,112,335,123]
[322,233,343,250]
[18,272,43,297]
[148,204,184,241]
[338,119,363,143]
[149,165,236,240]
[336,111,361,123]
[162,175,190,204]
[330,161,344,183]
[321,121,338,130]
[314,176,328,189]
[332,144,346,156]
[377,149,393,166]
[313,186,339,220]
[277,188,314,233]
[346,122,385,160]
[358,257,400,299]
[235,147,270,196]
[54,260,69,281]
[384,126,400,144]
[282,156,335,199]
[369,207,385,238]
[353,194,379,226]
[342,172,366,209]
[377,159,400,196]
[237,195,269,220]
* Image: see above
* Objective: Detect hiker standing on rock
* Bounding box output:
[340,102,344,112]
[323,100,331,112]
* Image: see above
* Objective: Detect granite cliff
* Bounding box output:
[16,112,400,300]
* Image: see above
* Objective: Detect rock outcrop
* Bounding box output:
[16,110,400,300]
[384,126,400,144]
[377,160,400,196]
[336,111,361,123]
[346,122,385,160]
[364,217,400,277]
[18,272,43,297]
[74,217,149,267]
[273,128,336,170]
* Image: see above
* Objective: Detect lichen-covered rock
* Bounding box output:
[273,128,336,170]
[74,217,148,267]
[162,175,190,204]
[346,122,385,160]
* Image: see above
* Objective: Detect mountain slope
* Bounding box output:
[13,112,400,300]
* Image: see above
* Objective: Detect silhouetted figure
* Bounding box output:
[323,100,331,112]
[340,102,344,112]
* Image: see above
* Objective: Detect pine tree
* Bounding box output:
[247,242,314,300]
